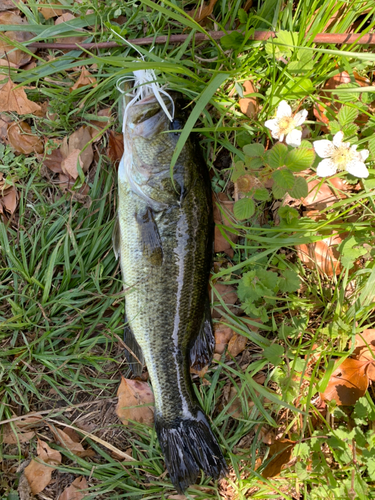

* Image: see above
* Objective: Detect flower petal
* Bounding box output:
[346,160,369,178]
[286,129,302,147]
[294,109,308,126]
[313,139,334,159]
[264,119,279,133]
[276,100,292,118]
[360,149,369,161]
[316,158,337,177]
[332,131,344,148]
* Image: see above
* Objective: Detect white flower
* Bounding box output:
[265,100,308,148]
[313,131,369,178]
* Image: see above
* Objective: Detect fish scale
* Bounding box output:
[116,93,227,493]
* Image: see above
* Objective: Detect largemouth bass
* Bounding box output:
[114,93,227,492]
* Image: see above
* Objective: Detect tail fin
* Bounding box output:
[155,409,227,493]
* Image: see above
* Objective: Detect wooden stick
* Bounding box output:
[27,30,375,50]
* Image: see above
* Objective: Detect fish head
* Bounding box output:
[123,94,191,207]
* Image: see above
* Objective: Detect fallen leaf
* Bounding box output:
[227,333,247,357]
[59,476,88,500]
[186,0,218,23]
[262,439,295,478]
[211,281,239,318]
[60,126,93,177]
[61,149,83,180]
[50,427,95,458]
[213,192,238,257]
[190,364,208,378]
[24,439,62,494]
[43,146,64,173]
[116,376,154,426]
[353,329,375,381]
[0,79,42,114]
[39,1,61,19]
[88,108,112,141]
[320,358,369,406]
[0,11,24,25]
[0,423,34,444]
[1,186,17,214]
[55,13,84,46]
[0,113,12,141]
[8,121,44,154]
[107,130,124,165]
[296,233,344,277]
[0,30,36,67]
[239,80,259,118]
[301,175,348,211]
[214,323,234,354]
[71,67,97,91]
[0,0,20,11]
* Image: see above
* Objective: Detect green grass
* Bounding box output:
[1,0,375,498]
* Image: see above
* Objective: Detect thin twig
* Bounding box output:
[27,30,375,50]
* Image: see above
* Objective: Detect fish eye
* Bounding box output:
[169,119,182,136]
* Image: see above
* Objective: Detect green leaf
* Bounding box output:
[233,197,255,220]
[288,60,314,73]
[245,156,264,170]
[257,268,279,291]
[265,30,297,58]
[279,269,300,293]
[263,344,284,365]
[231,161,246,182]
[285,148,315,172]
[253,188,270,201]
[272,183,287,199]
[272,168,295,190]
[236,131,252,148]
[338,106,359,126]
[278,205,299,224]
[329,120,341,135]
[243,143,265,157]
[267,143,288,169]
[343,123,358,137]
[238,8,248,24]
[338,235,367,269]
[288,176,308,199]
[220,32,244,50]
[368,136,375,160]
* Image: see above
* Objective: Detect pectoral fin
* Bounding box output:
[124,319,144,377]
[189,295,215,371]
[135,206,163,266]
[112,214,121,260]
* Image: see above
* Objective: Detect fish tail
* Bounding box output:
[155,409,227,493]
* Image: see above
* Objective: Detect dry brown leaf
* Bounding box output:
[8,121,43,154]
[59,476,88,500]
[88,108,112,141]
[0,423,34,444]
[0,30,36,67]
[0,112,12,141]
[71,67,97,91]
[24,439,62,494]
[296,233,343,277]
[39,1,61,19]
[50,427,95,458]
[190,364,208,378]
[43,146,63,173]
[0,11,24,24]
[0,0,20,11]
[211,281,238,318]
[1,185,17,214]
[214,323,234,354]
[301,176,348,211]
[227,333,247,358]
[239,80,259,118]
[320,358,369,406]
[0,79,42,114]
[60,126,93,176]
[213,192,238,257]
[116,376,154,426]
[107,130,124,165]
[353,329,375,381]
[61,148,82,180]
[55,13,84,45]
[186,0,218,23]
[261,439,295,478]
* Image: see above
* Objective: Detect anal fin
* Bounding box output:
[124,319,144,377]
[189,295,215,372]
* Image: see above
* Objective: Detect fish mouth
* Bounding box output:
[127,95,172,139]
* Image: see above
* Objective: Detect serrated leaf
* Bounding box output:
[238,8,247,24]
[343,123,358,137]
[329,120,341,134]
[257,268,279,291]
[278,205,299,224]
[253,188,270,201]
[279,269,300,293]
[265,30,296,59]
[220,31,244,50]
[231,160,246,182]
[368,136,375,160]
[300,140,313,150]
[233,197,255,220]
[245,156,264,170]
[263,344,284,365]
[285,148,315,172]
[267,143,288,169]
[243,143,265,157]
[272,168,295,189]
[337,106,359,127]
[272,183,287,199]
[288,176,308,199]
